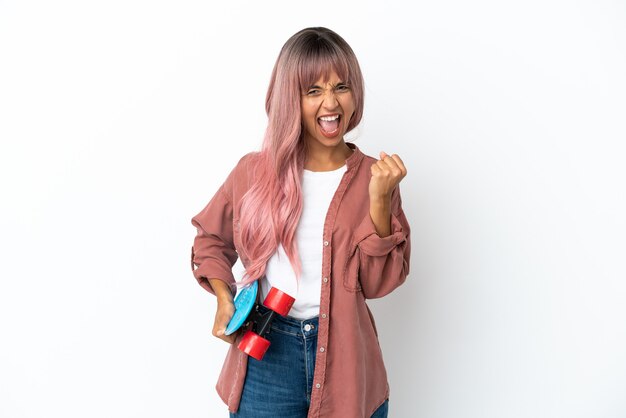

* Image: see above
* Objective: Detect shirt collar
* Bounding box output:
[345,142,364,170]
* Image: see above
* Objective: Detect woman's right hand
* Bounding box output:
[213,299,238,344]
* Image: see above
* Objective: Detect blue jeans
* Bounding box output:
[229,304,389,418]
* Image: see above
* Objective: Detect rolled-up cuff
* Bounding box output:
[353,211,407,257]
[191,246,237,297]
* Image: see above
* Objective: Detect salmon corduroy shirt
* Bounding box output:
[190,142,412,417]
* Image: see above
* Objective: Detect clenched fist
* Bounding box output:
[369,151,407,201]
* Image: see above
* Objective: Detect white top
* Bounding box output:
[259,163,348,319]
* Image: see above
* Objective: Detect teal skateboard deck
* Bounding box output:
[224,280,258,336]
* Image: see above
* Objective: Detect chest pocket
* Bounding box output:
[342,241,363,292]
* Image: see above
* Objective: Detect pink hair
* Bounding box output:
[236,27,365,291]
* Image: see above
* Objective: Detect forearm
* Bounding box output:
[369,196,392,238]
[209,278,235,303]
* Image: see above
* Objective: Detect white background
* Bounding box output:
[1,1,625,417]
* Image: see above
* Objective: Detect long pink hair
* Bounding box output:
[236,27,365,291]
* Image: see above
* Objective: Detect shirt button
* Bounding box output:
[316,383,321,389]
[322,313,327,318]
[320,347,325,352]
[304,324,312,331]
[323,277,328,283]
[323,240,329,246]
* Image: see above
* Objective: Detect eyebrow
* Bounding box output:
[308,81,346,89]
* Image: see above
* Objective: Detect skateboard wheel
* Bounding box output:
[238,330,271,361]
[263,287,295,316]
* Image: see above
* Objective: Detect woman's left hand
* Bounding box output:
[369,151,407,202]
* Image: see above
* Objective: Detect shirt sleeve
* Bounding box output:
[190,169,239,298]
[351,184,411,299]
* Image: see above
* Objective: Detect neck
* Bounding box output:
[303,140,353,171]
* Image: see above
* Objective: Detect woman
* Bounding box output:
[190,27,411,418]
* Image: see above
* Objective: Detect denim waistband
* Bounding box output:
[257,303,319,338]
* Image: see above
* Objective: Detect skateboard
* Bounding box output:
[224,280,295,361]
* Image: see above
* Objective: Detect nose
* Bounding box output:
[322,89,339,109]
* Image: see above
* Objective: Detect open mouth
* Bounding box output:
[317,114,341,135]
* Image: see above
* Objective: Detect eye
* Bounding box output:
[307,89,320,95]
[336,84,350,91]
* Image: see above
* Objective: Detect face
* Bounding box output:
[300,69,355,149]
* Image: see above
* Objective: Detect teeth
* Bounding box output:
[318,115,339,121]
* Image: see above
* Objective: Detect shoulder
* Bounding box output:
[227,150,260,176]
[351,144,377,169]
[360,154,377,167]
[350,151,378,176]
[233,150,261,181]
[222,150,261,195]
[238,150,261,168]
